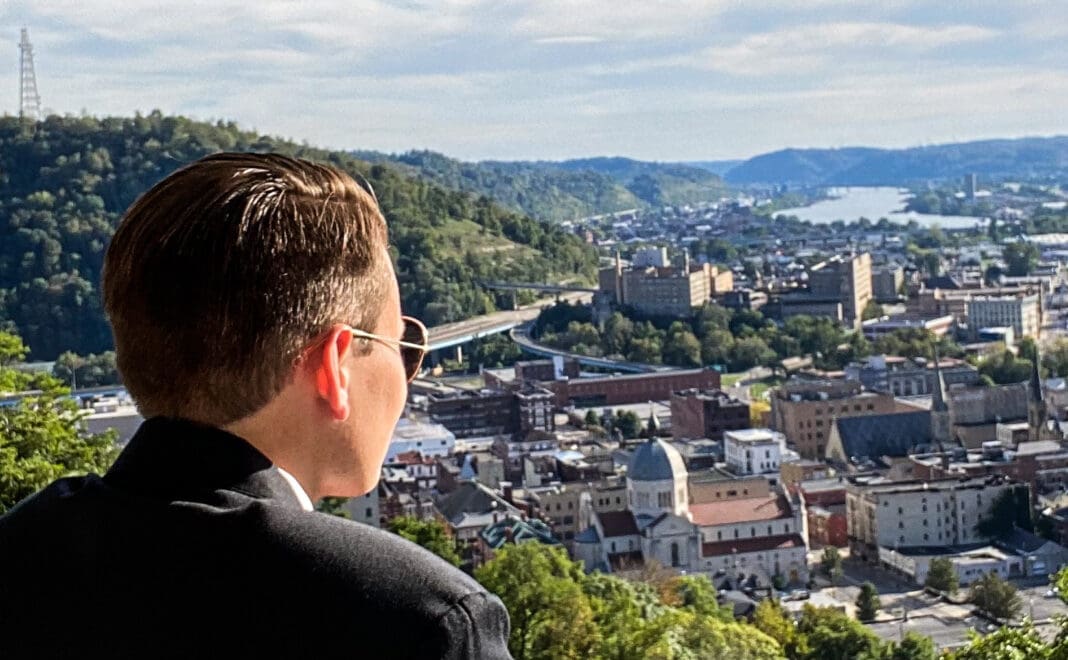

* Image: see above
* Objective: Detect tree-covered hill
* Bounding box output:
[356,150,729,223]
[723,136,1068,185]
[0,113,598,360]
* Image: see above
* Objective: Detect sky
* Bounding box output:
[1,1,1065,162]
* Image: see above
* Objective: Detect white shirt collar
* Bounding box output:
[276,467,315,512]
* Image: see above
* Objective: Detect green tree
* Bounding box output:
[1003,240,1040,276]
[752,598,807,659]
[978,349,1033,385]
[855,582,881,622]
[663,328,702,367]
[614,410,642,439]
[889,631,938,660]
[949,622,1050,660]
[475,543,599,660]
[0,331,119,513]
[861,300,885,321]
[796,605,886,660]
[820,547,843,582]
[969,572,1022,621]
[976,487,1032,540]
[924,557,959,595]
[583,410,600,428]
[316,497,351,519]
[1044,337,1068,378]
[671,574,734,621]
[387,516,462,567]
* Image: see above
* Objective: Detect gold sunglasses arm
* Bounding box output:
[348,328,430,353]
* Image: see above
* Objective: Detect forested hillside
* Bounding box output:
[357,150,729,223]
[724,137,1068,185]
[0,113,598,360]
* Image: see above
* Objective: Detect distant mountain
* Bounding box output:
[723,137,1068,185]
[682,160,745,177]
[356,151,728,222]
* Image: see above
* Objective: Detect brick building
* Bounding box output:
[670,388,750,441]
[770,378,901,459]
[540,367,720,407]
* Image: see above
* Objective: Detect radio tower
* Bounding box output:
[18,28,41,121]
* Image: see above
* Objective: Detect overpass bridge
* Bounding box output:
[508,323,665,374]
[478,281,598,295]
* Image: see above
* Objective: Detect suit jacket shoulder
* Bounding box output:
[0,418,512,659]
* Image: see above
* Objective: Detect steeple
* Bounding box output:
[646,402,661,437]
[931,346,949,413]
[929,345,952,450]
[1029,346,1048,442]
[1030,347,1044,404]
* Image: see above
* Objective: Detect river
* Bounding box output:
[773,186,985,230]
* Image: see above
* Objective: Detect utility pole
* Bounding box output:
[19,28,42,121]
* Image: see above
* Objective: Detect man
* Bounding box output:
[0,153,512,658]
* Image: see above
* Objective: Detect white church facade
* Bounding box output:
[575,437,809,584]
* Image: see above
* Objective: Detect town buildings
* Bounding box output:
[967,293,1041,340]
[573,437,809,584]
[670,388,750,441]
[770,379,902,460]
[846,474,1023,560]
[844,355,979,397]
[808,252,873,328]
[598,251,731,317]
[724,428,784,476]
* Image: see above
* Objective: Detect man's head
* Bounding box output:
[104,153,408,497]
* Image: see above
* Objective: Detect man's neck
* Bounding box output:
[222,396,324,502]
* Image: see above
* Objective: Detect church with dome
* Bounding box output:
[574,435,809,584]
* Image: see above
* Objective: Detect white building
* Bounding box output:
[387,418,455,462]
[631,246,669,268]
[967,294,1040,340]
[847,475,1024,560]
[574,437,809,583]
[724,428,784,476]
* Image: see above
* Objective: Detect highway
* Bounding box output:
[508,323,668,373]
[426,292,591,351]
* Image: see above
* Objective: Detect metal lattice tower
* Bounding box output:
[18,28,41,121]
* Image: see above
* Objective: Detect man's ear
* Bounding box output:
[314,326,353,421]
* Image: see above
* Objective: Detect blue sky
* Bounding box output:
[1,1,1065,161]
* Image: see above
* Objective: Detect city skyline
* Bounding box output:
[0,1,1066,162]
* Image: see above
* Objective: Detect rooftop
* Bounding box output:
[701,533,805,556]
[724,428,781,444]
[689,494,791,526]
[598,510,640,538]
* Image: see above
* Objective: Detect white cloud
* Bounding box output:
[0,2,1060,161]
[695,22,998,76]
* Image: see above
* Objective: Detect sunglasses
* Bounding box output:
[346,315,429,383]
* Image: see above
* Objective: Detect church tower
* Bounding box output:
[1029,348,1048,443]
[929,348,952,450]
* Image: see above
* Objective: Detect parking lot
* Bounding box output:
[805,554,1068,650]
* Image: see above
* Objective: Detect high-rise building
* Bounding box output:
[967,293,1041,340]
[808,252,872,328]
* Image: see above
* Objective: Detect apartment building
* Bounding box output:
[808,252,872,328]
[846,475,1024,560]
[967,293,1041,340]
[670,388,750,441]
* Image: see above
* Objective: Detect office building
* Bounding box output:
[967,293,1041,340]
[808,252,872,328]
[670,388,750,441]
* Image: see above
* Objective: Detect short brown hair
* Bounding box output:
[103,153,389,425]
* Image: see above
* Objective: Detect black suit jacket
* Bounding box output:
[0,417,512,659]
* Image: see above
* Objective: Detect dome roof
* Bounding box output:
[628,438,686,481]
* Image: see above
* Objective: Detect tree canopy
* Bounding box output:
[0,113,598,359]
[0,330,118,512]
